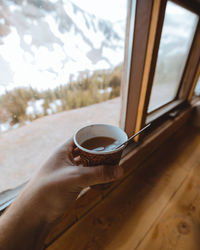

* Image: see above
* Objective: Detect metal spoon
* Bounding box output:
[94,123,151,151]
[115,123,151,149]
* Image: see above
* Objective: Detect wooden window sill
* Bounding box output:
[46,106,200,250]
[44,98,199,247]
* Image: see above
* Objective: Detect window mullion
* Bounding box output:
[188,63,200,101]
[121,0,154,138]
[134,0,167,140]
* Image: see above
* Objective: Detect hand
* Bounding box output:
[0,137,123,250]
[26,137,124,222]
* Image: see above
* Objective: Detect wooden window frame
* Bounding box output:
[120,0,200,140]
[120,0,155,138]
[1,0,200,228]
[0,0,200,246]
[188,62,200,101]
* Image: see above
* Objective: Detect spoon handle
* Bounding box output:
[116,123,151,149]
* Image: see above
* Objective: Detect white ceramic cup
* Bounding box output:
[74,124,128,189]
[74,123,128,155]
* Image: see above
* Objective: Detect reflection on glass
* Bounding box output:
[148,1,198,112]
[194,76,200,96]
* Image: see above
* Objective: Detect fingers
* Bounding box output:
[73,156,82,165]
[58,137,80,165]
[59,137,75,153]
[78,164,124,187]
[72,147,80,158]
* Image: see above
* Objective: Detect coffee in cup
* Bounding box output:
[73,124,128,189]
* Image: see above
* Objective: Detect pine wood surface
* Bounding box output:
[46,124,200,250]
[44,108,192,247]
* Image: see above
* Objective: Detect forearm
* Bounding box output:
[0,137,123,249]
[0,210,50,250]
[0,185,52,250]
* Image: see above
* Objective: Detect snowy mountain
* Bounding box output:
[0,0,126,93]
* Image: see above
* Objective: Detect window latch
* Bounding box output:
[168,109,180,119]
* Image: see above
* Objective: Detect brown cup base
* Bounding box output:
[78,146,123,191]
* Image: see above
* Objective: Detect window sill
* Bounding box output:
[0,182,28,214]
[0,97,198,245]
[146,99,186,124]
[44,98,199,247]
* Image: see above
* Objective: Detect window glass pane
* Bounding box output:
[0,0,129,192]
[148,1,198,112]
[194,76,200,96]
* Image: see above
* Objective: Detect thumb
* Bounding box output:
[79,164,123,187]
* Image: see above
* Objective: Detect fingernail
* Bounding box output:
[114,166,123,179]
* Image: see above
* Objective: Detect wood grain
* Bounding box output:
[44,106,194,247]
[138,0,167,127]
[46,122,200,250]
[134,0,162,140]
[188,62,200,101]
[123,0,154,137]
[137,158,200,250]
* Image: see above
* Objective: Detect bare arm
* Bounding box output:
[0,138,123,250]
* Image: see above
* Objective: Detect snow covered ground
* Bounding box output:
[0,99,63,133]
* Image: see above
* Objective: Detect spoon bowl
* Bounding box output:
[93,123,151,152]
